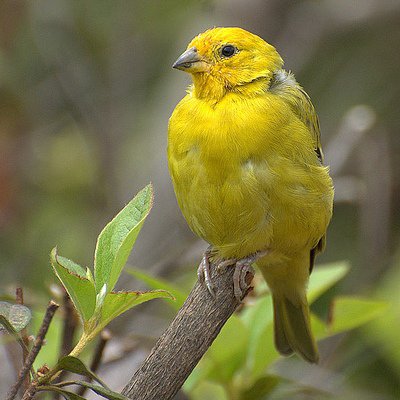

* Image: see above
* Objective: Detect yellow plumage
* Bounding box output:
[168,27,334,363]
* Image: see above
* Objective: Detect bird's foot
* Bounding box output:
[197,246,216,297]
[217,251,268,301]
[198,248,268,301]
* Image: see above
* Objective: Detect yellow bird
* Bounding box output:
[168,27,333,363]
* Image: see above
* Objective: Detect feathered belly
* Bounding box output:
[169,149,333,260]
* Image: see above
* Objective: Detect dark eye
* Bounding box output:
[221,44,236,57]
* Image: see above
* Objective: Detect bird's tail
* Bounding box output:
[259,256,319,363]
[271,292,318,363]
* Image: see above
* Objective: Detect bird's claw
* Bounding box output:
[197,247,215,297]
[198,249,268,301]
[231,251,267,301]
[233,262,255,301]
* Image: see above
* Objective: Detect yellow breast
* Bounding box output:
[168,92,333,259]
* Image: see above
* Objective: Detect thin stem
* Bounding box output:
[53,291,78,399]
[60,291,77,356]
[6,300,59,400]
[89,329,111,372]
[16,287,32,390]
[77,329,112,396]
[68,332,91,358]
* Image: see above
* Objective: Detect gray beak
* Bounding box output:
[172,47,202,70]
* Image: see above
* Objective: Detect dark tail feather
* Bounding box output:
[272,294,319,363]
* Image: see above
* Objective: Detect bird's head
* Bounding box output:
[173,27,283,99]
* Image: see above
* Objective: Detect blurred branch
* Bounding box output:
[60,291,77,357]
[122,262,254,400]
[325,105,377,204]
[358,128,392,285]
[326,104,375,174]
[6,301,59,400]
[53,291,78,399]
[15,288,31,391]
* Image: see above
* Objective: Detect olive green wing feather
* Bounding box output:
[270,70,327,274]
[270,70,323,163]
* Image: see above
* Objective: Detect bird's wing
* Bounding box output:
[270,70,326,274]
[270,70,323,163]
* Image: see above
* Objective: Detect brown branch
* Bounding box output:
[60,291,77,357]
[21,381,38,400]
[15,287,31,390]
[121,262,254,400]
[6,300,59,400]
[90,329,112,372]
[53,291,78,399]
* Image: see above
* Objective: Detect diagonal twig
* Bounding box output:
[122,261,254,400]
[16,287,32,390]
[6,300,59,400]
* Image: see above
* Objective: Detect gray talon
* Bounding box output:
[216,258,235,273]
[198,248,267,300]
[198,247,215,297]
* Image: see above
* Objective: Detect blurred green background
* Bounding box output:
[0,0,399,399]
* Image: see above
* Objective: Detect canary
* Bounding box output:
[168,27,333,363]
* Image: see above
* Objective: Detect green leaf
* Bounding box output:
[240,295,275,377]
[328,296,388,334]
[363,263,400,374]
[0,301,31,332]
[50,247,96,321]
[38,386,87,400]
[95,284,108,312]
[205,316,248,384]
[98,289,174,330]
[54,356,109,388]
[94,184,153,294]
[246,321,277,379]
[311,313,328,339]
[73,381,129,400]
[0,315,30,357]
[308,261,350,303]
[239,375,280,400]
[189,381,228,400]
[125,267,186,310]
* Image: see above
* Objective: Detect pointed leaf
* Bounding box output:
[0,315,31,356]
[99,290,174,330]
[247,321,276,378]
[308,261,350,303]
[328,296,388,334]
[38,386,86,400]
[204,316,248,384]
[125,267,186,310]
[189,381,228,400]
[239,375,280,400]
[74,381,129,400]
[240,295,274,376]
[311,313,328,339]
[51,248,96,321]
[0,301,31,332]
[54,356,108,388]
[94,184,153,293]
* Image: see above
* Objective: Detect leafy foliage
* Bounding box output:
[49,184,173,359]
[0,185,173,400]
[94,185,154,294]
[38,356,129,400]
